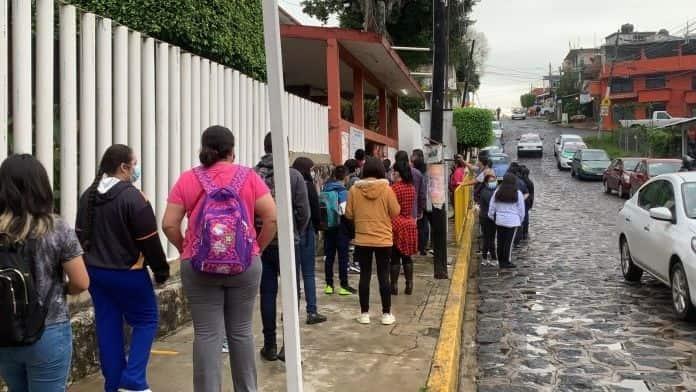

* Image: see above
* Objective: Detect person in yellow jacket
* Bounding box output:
[345,157,400,326]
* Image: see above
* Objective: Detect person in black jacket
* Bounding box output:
[75,144,169,392]
[291,157,327,327]
[520,165,534,241]
[478,174,498,265]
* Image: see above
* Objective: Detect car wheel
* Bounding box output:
[618,185,625,199]
[603,180,611,194]
[671,262,696,321]
[620,238,643,282]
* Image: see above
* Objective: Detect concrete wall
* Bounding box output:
[398,109,424,153]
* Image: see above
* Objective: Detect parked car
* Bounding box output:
[602,157,641,198]
[554,134,583,156]
[517,133,543,157]
[570,149,611,180]
[618,172,696,320]
[556,142,587,170]
[619,111,691,129]
[489,153,510,181]
[629,158,683,196]
[492,121,503,139]
[511,108,526,120]
[480,138,504,155]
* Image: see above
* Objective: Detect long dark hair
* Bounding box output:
[0,154,55,243]
[361,157,386,179]
[394,160,413,184]
[412,149,427,174]
[82,144,134,250]
[292,156,315,182]
[495,173,519,203]
[200,126,236,167]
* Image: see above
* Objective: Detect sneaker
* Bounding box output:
[339,285,357,295]
[357,313,370,324]
[381,313,396,325]
[260,345,278,361]
[348,263,361,274]
[500,263,517,269]
[119,389,152,392]
[221,339,229,353]
[324,285,334,295]
[306,312,327,325]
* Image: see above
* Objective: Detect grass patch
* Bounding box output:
[584,134,625,159]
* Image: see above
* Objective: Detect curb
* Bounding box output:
[426,208,475,392]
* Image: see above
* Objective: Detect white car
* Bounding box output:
[554,134,583,156]
[511,109,526,120]
[492,121,503,139]
[516,133,543,157]
[556,142,586,170]
[618,172,696,320]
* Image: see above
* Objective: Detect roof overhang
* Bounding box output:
[280,25,423,98]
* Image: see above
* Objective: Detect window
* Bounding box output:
[638,180,675,214]
[623,158,641,171]
[692,76,696,90]
[645,75,666,89]
[611,78,634,93]
[682,182,696,218]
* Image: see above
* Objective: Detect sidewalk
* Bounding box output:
[69,229,459,391]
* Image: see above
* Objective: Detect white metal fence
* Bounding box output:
[0,1,329,248]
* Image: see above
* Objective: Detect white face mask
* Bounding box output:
[487,181,497,189]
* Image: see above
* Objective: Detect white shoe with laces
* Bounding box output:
[357,313,370,324]
[381,313,396,325]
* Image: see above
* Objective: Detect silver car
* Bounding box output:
[517,133,543,157]
[556,142,586,170]
[554,134,583,156]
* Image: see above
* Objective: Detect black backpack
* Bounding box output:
[0,240,48,346]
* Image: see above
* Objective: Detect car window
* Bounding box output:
[582,150,609,161]
[520,135,541,143]
[635,162,646,173]
[656,112,670,120]
[638,180,675,214]
[682,182,696,219]
[648,162,681,177]
[612,159,621,170]
[622,158,640,171]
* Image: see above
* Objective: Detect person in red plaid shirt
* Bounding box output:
[390,160,419,295]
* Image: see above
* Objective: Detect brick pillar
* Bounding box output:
[379,88,387,135]
[326,38,342,164]
[389,95,399,141]
[353,68,364,127]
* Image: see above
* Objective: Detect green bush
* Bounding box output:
[453,107,493,149]
[520,93,535,108]
[66,0,267,80]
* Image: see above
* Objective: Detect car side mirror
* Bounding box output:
[649,207,673,222]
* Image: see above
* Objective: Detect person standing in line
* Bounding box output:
[390,160,418,295]
[354,149,366,174]
[478,174,498,266]
[449,156,468,191]
[346,157,400,325]
[0,155,89,391]
[519,166,534,241]
[322,165,357,295]
[75,145,170,392]
[383,159,393,184]
[291,157,328,324]
[487,173,525,269]
[342,159,361,273]
[255,132,311,362]
[411,149,430,256]
[163,126,277,391]
[395,151,425,223]
[507,163,529,247]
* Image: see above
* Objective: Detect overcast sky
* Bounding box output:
[473,0,695,112]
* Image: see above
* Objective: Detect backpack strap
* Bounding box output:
[228,167,251,194]
[193,166,217,196]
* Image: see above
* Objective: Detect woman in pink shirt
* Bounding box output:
[162,126,277,392]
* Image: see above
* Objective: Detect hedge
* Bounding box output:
[66,0,267,80]
[453,107,493,149]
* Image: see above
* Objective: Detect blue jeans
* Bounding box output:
[88,266,159,392]
[0,321,72,391]
[297,227,318,314]
[324,225,349,288]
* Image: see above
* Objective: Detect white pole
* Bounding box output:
[224,68,232,131]
[252,80,259,160]
[191,56,201,166]
[142,38,156,205]
[60,5,78,224]
[96,18,113,158]
[181,53,192,172]
[238,75,247,165]
[113,25,128,144]
[259,85,266,159]
[218,64,225,127]
[246,78,254,164]
[0,0,6,161]
[261,2,303,390]
[12,0,32,153]
[209,62,218,125]
[79,13,96,192]
[156,42,169,250]
[128,31,142,186]
[168,46,181,188]
[232,70,240,145]
[201,59,210,131]
[36,0,54,184]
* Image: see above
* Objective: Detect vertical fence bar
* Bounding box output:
[218,64,225,127]
[191,56,201,166]
[142,38,156,204]
[36,0,54,183]
[156,43,169,250]
[12,0,32,153]
[96,18,113,158]
[60,5,78,223]
[232,70,240,140]
[181,53,192,172]
[79,13,96,193]
[128,31,142,186]
[252,81,259,160]
[0,0,6,160]
[234,73,243,163]
[259,85,266,159]
[201,59,210,131]
[113,25,128,144]
[246,78,254,164]
[209,62,218,125]
[168,46,181,186]
[224,68,232,131]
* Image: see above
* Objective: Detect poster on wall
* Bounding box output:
[349,127,365,159]
[341,132,350,163]
[428,163,447,209]
[387,147,397,163]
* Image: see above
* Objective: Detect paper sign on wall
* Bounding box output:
[349,127,365,160]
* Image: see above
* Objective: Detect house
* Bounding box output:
[563,48,601,83]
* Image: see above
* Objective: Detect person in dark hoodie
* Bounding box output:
[256,132,312,362]
[291,157,328,327]
[478,174,498,266]
[75,144,169,392]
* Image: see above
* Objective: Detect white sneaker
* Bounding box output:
[381,313,396,325]
[357,313,370,324]
[221,340,229,353]
[118,389,152,392]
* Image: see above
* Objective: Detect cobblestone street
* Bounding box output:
[475,119,696,391]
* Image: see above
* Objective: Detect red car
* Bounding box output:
[628,158,683,196]
[602,157,641,198]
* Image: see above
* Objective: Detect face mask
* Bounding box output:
[130,165,141,183]
[487,181,497,189]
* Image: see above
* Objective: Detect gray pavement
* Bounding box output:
[473,119,696,391]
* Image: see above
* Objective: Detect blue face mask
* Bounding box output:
[130,165,141,183]
[487,181,497,189]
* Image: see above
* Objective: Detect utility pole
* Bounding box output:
[430,0,448,280]
[460,39,476,107]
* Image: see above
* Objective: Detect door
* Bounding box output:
[644,180,677,280]
[607,159,621,189]
[630,181,661,267]
[631,162,648,194]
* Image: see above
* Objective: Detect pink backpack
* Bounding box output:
[190,166,254,275]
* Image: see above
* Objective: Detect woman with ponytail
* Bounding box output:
[75,144,169,392]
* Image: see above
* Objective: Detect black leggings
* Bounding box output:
[391,246,413,267]
[480,217,497,260]
[496,226,517,266]
[355,246,392,314]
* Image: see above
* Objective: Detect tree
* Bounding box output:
[453,107,493,150]
[557,71,580,115]
[520,93,536,108]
